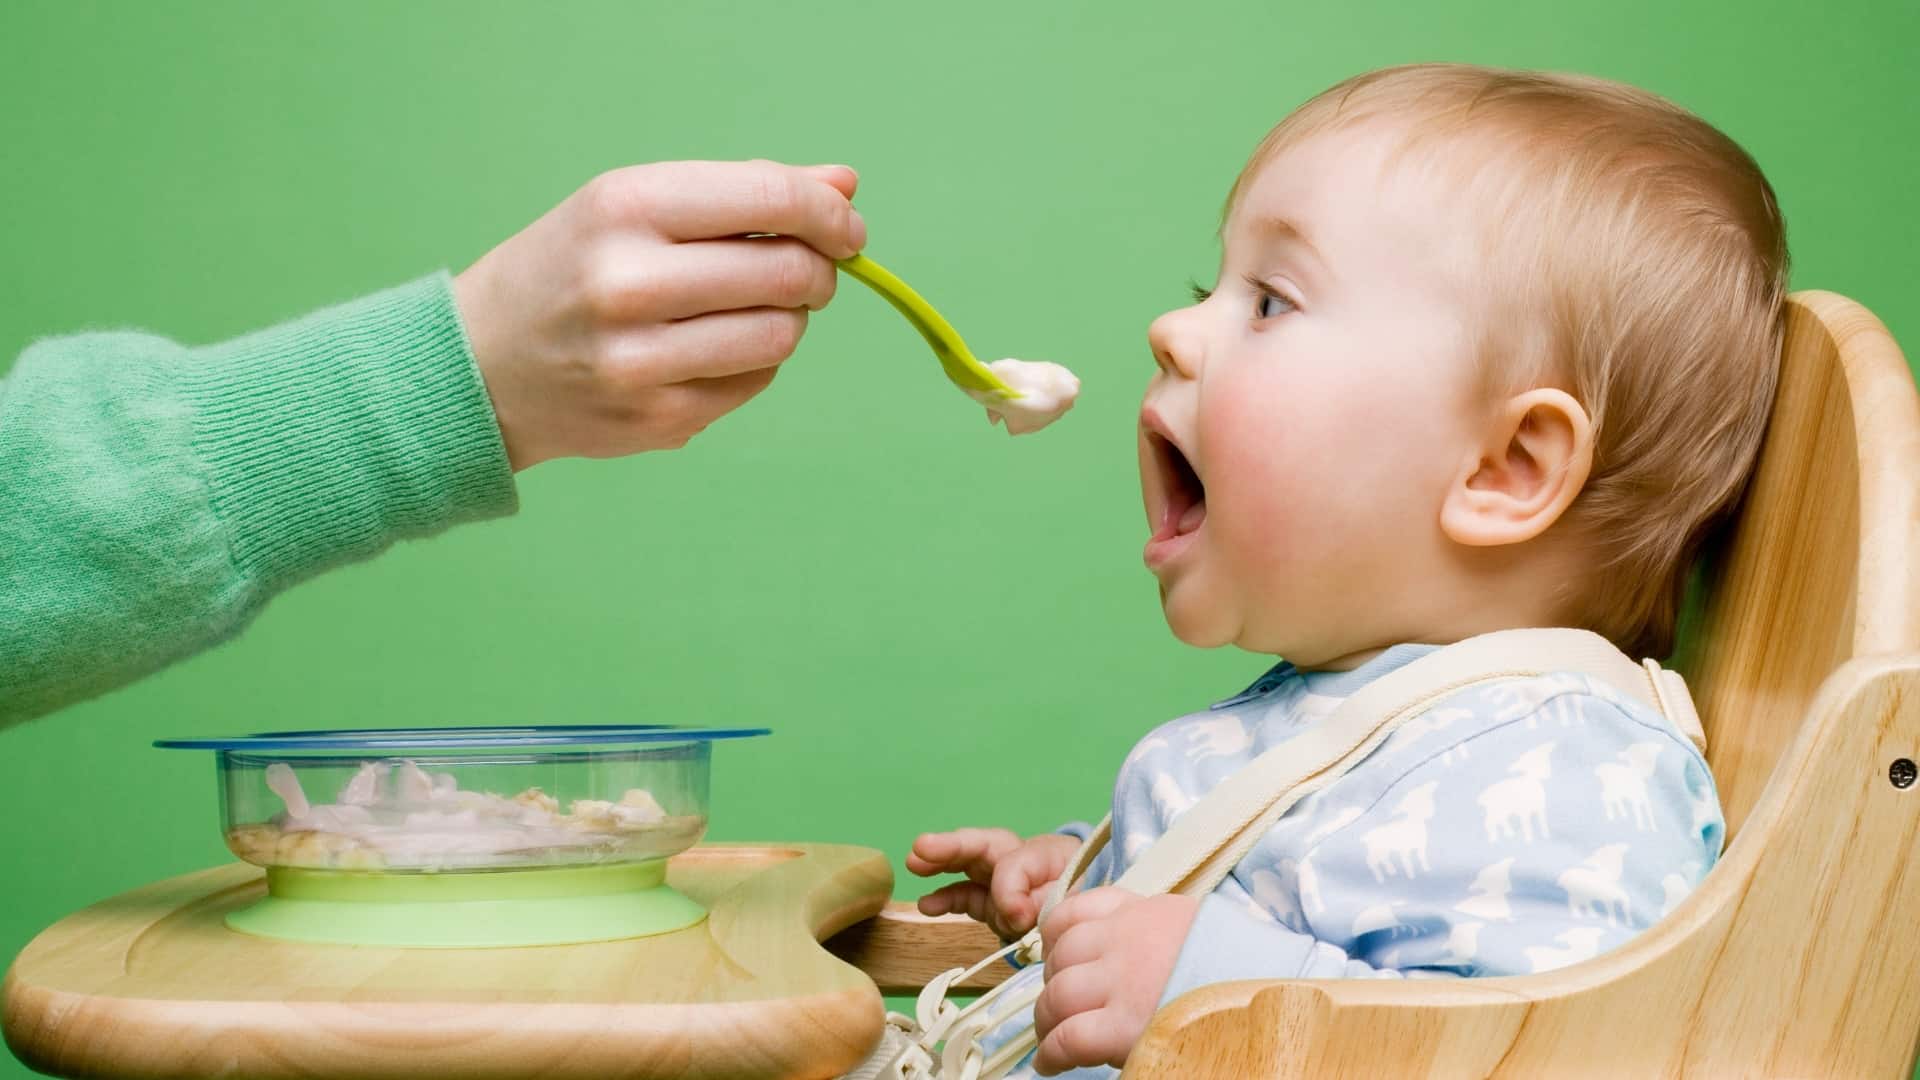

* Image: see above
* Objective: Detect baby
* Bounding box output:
[908,64,1786,1078]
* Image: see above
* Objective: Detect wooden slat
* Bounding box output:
[824,901,1011,997]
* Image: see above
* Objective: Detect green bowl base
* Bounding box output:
[225,860,706,948]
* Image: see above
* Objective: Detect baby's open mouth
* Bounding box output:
[1148,431,1208,541]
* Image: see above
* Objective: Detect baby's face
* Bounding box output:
[1138,123,1490,664]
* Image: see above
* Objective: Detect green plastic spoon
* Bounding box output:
[837,253,1020,400]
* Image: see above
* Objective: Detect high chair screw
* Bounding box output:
[1892,759,1917,789]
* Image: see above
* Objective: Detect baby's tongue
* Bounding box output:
[1177,499,1207,534]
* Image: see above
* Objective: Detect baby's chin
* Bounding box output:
[1157,579,1240,649]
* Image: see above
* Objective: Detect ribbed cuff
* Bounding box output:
[179,272,517,593]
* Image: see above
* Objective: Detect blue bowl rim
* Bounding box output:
[154,724,772,751]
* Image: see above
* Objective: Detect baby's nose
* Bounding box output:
[1147,308,1203,379]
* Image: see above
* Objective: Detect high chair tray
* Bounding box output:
[2,843,892,1080]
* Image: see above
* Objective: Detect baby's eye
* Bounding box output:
[1244,274,1298,319]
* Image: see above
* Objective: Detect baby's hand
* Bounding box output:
[907,828,1082,941]
[1030,886,1199,1076]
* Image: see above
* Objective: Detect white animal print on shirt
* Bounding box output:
[1479,742,1556,843]
[1596,742,1665,831]
[1395,706,1472,747]
[1249,867,1289,909]
[1304,806,1364,846]
[1456,857,1517,921]
[1123,734,1170,768]
[1560,843,1632,926]
[1688,783,1719,834]
[1441,920,1485,967]
[1484,680,1561,724]
[1524,927,1607,972]
[1352,901,1417,940]
[1246,867,1301,930]
[1296,852,1325,916]
[1151,773,1194,820]
[1364,781,1439,882]
[1659,861,1702,918]
[1187,714,1252,760]
[1293,692,1344,722]
[1547,693,1590,730]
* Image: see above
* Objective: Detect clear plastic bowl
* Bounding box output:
[156,726,770,874]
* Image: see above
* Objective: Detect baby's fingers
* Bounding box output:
[917,881,991,924]
[907,828,1021,883]
[990,855,1052,935]
[1032,1010,1126,1076]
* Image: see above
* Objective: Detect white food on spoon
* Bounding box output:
[964,358,1080,435]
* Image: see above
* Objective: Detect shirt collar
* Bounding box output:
[1211,642,1444,709]
[1298,642,1443,697]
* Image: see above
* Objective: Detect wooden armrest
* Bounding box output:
[1123,976,1531,1078]
[824,901,1013,996]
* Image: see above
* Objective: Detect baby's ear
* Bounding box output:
[1439,389,1594,548]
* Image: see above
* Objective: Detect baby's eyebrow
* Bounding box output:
[1247,214,1330,276]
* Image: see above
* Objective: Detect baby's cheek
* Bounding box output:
[1208,393,1336,534]
[1208,453,1317,592]
[1217,450,1397,623]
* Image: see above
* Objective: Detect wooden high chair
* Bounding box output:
[6,293,1912,1080]
[829,291,1920,1078]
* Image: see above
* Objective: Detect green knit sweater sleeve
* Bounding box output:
[0,272,518,724]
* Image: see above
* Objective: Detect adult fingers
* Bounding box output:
[587,363,782,455]
[587,237,838,323]
[603,307,807,386]
[606,160,864,258]
[801,164,860,201]
[651,366,782,446]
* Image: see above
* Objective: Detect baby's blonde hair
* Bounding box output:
[1232,64,1788,658]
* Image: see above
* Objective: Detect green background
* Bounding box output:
[2,1,1915,1076]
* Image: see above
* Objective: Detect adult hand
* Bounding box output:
[453,159,865,470]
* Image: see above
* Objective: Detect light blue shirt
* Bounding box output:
[984,644,1725,1079]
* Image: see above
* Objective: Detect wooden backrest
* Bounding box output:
[1671,291,1920,838]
